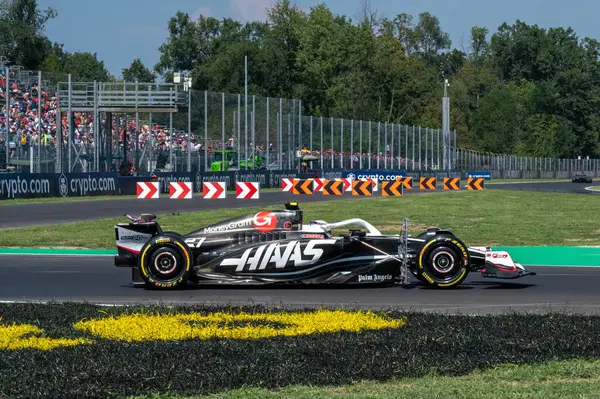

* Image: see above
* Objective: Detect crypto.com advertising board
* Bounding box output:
[0,172,120,200]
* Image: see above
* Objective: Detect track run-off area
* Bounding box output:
[1,179,600,314]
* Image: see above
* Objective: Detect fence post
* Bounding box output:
[331,117,334,169]
[222,92,225,171]
[390,123,394,169]
[368,121,372,169]
[377,122,381,169]
[340,118,344,168]
[384,122,388,170]
[205,91,208,172]
[359,120,363,169]
[279,98,282,167]
[36,70,42,173]
[68,74,72,172]
[320,116,323,169]
[309,114,312,151]
[350,119,354,169]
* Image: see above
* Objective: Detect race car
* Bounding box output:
[113,202,535,289]
[572,174,592,183]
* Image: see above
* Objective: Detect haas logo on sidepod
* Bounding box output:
[220,240,337,272]
[253,211,277,232]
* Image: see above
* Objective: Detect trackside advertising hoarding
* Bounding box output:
[342,170,406,182]
[467,171,492,180]
[0,172,120,200]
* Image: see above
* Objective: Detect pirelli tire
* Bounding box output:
[138,235,193,289]
[416,234,470,288]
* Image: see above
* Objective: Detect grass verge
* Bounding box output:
[133,359,600,398]
[3,303,600,398]
[2,190,600,248]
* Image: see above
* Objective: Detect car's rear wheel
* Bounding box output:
[416,234,470,288]
[138,236,192,289]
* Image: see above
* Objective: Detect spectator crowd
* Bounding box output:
[1,67,412,173]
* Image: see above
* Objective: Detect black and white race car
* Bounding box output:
[114,202,535,289]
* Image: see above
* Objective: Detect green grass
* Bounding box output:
[131,359,600,399]
[5,303,600,398]
[3,190,600,248]
[136,360,600,398]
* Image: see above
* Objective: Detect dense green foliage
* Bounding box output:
[150,1,600,157]
[3,0,600,156]
[3,303,600,398]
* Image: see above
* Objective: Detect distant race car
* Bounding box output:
[572,174,592,183]
[113,202,536,289]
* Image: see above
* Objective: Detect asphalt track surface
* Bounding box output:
[0,181,596,228]
[1,180,599,313]
[1,255,598,314]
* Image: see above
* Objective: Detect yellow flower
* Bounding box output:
[0,320,88,351]
[74,309,405,342]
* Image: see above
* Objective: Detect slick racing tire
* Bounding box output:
[416,234,470,288]
[138,235,192,289]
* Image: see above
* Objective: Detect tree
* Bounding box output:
[122,58,155,83]
[469,26,489,61]
[0,0,56,69]
[62,52,111,81]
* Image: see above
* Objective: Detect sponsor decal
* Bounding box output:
[358,274,393,283]
[59,174,68,197]
[0,175,51,199]
[155,238,171,244]
[185,237,206,248]
[220,239,337,272]
[487,252,508,259]
[301,233,325,239]
[58,174,117,197]
[284,221,292,230]
[467,171,492,180]
[253,211,277,233]
[343,169,405,182]
[203,219,252,234]
[120,235,146,241]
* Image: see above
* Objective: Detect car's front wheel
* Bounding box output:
[138,235,192,289]
[416,234,470,288]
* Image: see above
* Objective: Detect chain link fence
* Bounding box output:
[2,65,600,177]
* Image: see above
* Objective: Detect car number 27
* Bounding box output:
[184,237,206,248]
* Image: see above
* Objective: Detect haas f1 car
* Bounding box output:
[114,202,535,289]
